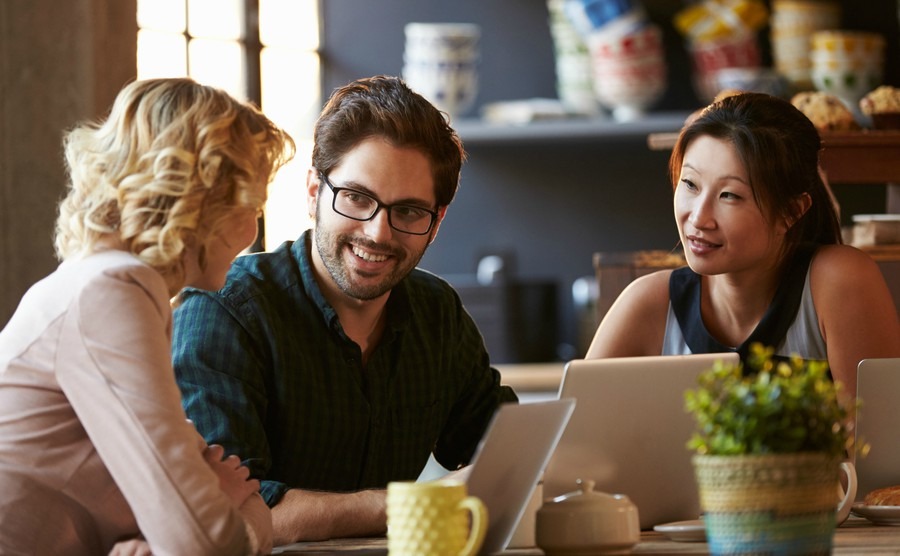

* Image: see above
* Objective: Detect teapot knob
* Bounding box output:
[576,479,596,494]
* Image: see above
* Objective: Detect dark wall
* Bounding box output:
[0,0,137,328]
[320,0,899,360]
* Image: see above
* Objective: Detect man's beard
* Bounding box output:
[314,216,428,301]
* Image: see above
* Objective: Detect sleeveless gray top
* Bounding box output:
[662,246,826,364]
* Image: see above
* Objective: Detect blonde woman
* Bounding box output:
[0,78,294,555]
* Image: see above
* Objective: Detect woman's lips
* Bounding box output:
[686,235,721,255]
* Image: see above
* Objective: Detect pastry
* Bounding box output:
[860,86,900,129]
[864,484,900,506]
[790,91,860,132]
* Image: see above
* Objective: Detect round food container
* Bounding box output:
[536,479,640,555]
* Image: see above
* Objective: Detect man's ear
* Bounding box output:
[306,168,320,221]
[428,206,448,245]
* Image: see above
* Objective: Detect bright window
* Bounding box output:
[136,0,319,251]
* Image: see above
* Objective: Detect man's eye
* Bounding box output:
[342,191,369,204]
[394,206,428,219]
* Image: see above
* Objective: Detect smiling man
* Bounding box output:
[171,76,518,544]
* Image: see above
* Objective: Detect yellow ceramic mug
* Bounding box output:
[387,480,487,556]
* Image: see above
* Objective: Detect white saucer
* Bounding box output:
[653,519,706,542]
[851,503,900,526]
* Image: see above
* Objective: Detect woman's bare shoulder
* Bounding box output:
[623,268,677,300]
[586,269,675,358]
[811,244,883,282]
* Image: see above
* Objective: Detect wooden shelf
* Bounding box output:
[817,131,900,185]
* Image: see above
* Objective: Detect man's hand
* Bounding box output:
[203,444,260,509]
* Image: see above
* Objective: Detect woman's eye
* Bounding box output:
[681,178,697,190]
[721,191,741,200]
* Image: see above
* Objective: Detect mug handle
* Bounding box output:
[836,461,858,525]
[458,495,488,556]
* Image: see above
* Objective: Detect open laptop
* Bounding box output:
[271,399,574,556]
[855,357,900,501]
[543,352,740,530]
[465,398,576,554]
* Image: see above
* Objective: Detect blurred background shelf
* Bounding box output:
[454,112,691,145]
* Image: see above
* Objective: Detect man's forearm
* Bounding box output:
[271,488,387,545]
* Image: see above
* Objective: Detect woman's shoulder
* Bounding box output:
[71,251,170,310]
[586,268,675,358]
[810,244,882,279]
[626,268,679,296]
[609,268,677,320]
[808,244,893,313]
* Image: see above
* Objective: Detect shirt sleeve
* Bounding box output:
[172,289,285,506]
[56,265,256,555]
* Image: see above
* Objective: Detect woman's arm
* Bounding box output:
[585,270,674,359]
[58,265,263,555]
[811,245,900,406]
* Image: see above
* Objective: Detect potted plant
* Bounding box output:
[685,343,858,556]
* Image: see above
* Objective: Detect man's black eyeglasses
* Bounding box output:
[320,172,438,236]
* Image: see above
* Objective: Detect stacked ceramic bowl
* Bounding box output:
[810,31,885,115]
[571,0,667,121]
[587,24,666,122]
[674,0,769,102]
[402,23,480,119]
[687,34,762,102]
[547,0,599,115]
[769,0,841,91]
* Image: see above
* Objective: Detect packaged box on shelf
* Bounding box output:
[852,214,900,247]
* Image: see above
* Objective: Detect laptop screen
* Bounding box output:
[543,353,739,530]
[465,398,575,554]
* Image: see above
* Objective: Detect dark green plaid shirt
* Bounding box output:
[172,231,517,506]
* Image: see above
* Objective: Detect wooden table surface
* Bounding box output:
[272,517,900,555]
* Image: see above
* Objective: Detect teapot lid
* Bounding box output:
[543,480,634,511]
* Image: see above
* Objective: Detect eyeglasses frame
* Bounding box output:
[319,172,439,236]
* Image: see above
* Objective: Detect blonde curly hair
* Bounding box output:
[55,78,295,294]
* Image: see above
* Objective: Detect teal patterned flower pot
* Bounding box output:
[693,453,842,556]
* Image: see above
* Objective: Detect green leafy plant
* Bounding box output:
[684,343,857,458]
